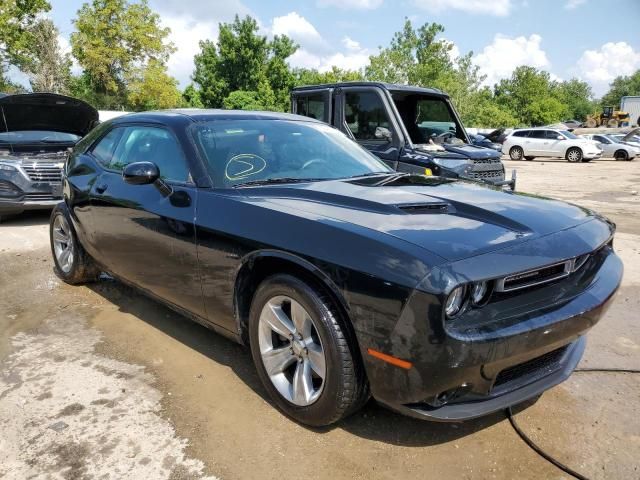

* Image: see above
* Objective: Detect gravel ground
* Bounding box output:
[1,156,638,479]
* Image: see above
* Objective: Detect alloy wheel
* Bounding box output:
[567,149,582,162]
[52,214,75,273]
[258,295,326,406]
[510,147,523,160]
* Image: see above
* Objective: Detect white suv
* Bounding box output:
[502,128,602,162]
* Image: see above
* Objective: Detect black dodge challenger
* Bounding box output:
[50,110,623,426]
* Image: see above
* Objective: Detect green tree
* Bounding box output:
[23,19,72,93]
[601,70,640,107]
[294,66,363,86]
[127,60,183,111]
[192,15,298,111]
[182,84,204,108]
[70,0,175,108]
[0,65,27,94]
[0,0,51,69]
[555,78,594,121]
[365,19,454,86]
[495,66,567,126]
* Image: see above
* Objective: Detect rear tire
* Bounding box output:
[248,274,367,426]
[566,147,583,163]
[614,149,629,161]
[50,204,101,284]
[509,146,524,161]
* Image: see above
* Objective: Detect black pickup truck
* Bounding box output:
[291,82,513,188]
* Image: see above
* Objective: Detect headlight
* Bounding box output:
[470,281,490,306]
[431,158,472,170]
[445,286,466,318]
[0,163,17,171]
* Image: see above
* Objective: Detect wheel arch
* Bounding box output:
[233,250,353,347]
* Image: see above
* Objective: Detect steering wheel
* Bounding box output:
[435,131,456,141]
[301,158,328,170]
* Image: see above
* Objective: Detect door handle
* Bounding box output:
[95,183,108,194]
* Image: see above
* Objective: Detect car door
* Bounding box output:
[593,135,612,156]
[544,130,565,156]
[336,87,402,168]
[88,124,205,318]
[526,130,547,156]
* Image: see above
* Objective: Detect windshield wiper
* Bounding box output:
[232,177,328,188]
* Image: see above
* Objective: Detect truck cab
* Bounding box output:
[291,82,512,188]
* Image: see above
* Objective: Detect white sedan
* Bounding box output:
[580,134,639,161]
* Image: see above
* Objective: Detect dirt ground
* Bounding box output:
[1,157,639,480]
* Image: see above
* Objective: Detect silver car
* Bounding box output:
[580,134,639,161]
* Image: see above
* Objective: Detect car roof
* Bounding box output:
[108,109,324,126]
[292,81,448,97]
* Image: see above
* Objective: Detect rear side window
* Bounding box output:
[545,130,561,139]
[512,130,529,137]
[295,94,326,122]
[528,130,546,139]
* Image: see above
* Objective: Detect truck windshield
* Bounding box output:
[192,119,392,188]
[392,93,466,145]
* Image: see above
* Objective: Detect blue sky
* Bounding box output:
[25,0,640,96]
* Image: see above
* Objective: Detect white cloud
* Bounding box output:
[149,0,250,20]
[342,36,361,51]
[412,0,512,16]
[565,0,586,9]
[473,34,551,86]
[271,12,326,50]
[316,0,383,10]
[576,42,640,96]
[288,35,371,73]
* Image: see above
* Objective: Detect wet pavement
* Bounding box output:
[1,157,639,479]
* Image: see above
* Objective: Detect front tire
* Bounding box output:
[50,205,100,284]
[614,150,629,161]
[249,274,367,426]
[566,147,583,163]
[509,146,524,161]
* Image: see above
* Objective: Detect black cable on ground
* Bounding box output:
[505,367,640,480]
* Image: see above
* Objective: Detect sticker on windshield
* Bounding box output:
[225,154,267,180]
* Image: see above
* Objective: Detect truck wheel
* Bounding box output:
[50,205,101,284]
[585,118,597,128]
[607,119,618,128]
[614,150,629,161]
[509,146,524,160]
[566,147,583,163]
[249,274,367,426]
[524,156,535,161]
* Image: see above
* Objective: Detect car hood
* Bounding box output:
[241,177,599,262]
[0,93,99,137]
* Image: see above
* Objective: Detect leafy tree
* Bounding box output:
[127,60,183,111]
[555,78,595,121]
[192,15,297,111]
[70,0,175,108]
[495,66,567,126]
[0,0,51,68]
[365,19,454,86]
[294,66,363,86]
[182,84,204,108]
[601,70,640,107]
[0,65,27,94]
[463,88,518,128]
[23,19,72,94]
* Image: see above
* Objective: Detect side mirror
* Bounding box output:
[556,135,564,140]
[375,126,392,141]
[123,161,159,185]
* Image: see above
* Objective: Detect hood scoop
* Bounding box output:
[396,202,450,214]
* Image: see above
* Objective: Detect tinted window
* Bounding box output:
[92,128,124,166]
[295,94,326,121]
[512,130,529,137]
[110,126,189,182]
[192,119,391,188]
[345,91,391,141]
[545,130,561,139]
[529,130,546,139]
[594,135,610,143]
[393,94,463,144]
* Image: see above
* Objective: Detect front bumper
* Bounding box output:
[0,166,62,214]
[358,223,622,421]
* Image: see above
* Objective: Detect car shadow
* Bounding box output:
[88,277,536,447]
[0,210,52,226]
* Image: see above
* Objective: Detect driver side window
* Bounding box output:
[110,126,190,183]
[344,91,392,141]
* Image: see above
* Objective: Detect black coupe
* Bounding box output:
[50,110,623,426]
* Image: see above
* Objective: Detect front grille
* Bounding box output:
[493,345,568,389]
[497,260,571,292]
[21,162,63,183]
[23,193,58,202]
[468,170,504,180]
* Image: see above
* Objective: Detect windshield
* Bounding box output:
[192,120,392,188]
[605,135,621,144]
[561,130,578,139]
[393,93,466,145]
[0,130,80,144]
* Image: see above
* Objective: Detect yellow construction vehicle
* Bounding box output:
[584,106,631,128]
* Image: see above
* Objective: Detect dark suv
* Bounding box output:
[292,82,513,188]
[0,93,98,221]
